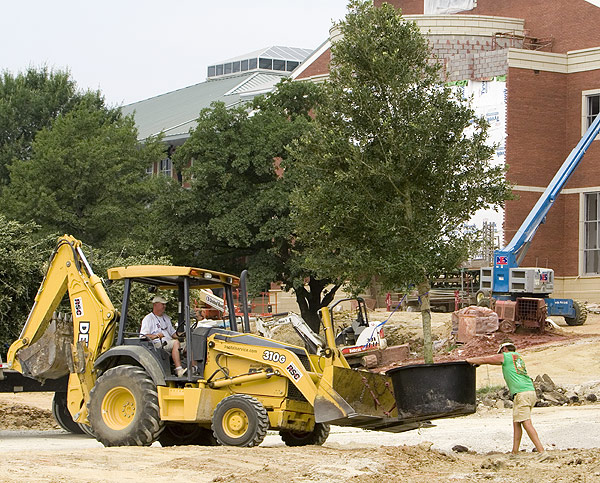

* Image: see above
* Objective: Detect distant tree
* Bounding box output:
[1,94,163,250]
[290,1,512,361]
[153,80,339,331]
[0,217,55,352]
[0,67,92,191]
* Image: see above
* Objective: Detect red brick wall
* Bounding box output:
[380,0,600,53]
[505,68,568,188]
[295,48,332,80]
[504,191,577,276]
[564,70,600,189]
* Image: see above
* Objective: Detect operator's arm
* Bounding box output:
[140,315,164,340]
[466,354,504,365]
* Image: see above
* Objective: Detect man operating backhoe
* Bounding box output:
[140,295,186,377]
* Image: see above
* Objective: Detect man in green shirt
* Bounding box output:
[467,341,549,461]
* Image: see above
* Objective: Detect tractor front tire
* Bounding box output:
[88,365,163,447]
[159,422,218,446]
[211,394,268,447]
[52,392,84,434]
[564,300,588,326]
[279,422,330,446]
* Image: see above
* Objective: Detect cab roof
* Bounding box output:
[107,265,239,289]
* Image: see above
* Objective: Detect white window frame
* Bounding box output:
[159,157,172,177]
[581,88,600,137]
[583,191,600,275]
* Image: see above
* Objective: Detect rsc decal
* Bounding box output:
[286,362,303,381]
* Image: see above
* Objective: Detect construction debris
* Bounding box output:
[477,374,599,409]
[452,306,499,342]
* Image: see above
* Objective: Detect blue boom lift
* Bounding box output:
[480,112,600,328]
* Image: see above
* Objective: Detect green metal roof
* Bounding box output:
[122,71,288,142]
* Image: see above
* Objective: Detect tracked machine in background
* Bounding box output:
[3,235,476,447]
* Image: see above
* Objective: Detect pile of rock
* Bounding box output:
[477,374,599,409]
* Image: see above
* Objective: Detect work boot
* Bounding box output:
[175,366,187,377]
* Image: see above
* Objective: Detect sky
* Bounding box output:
[0,0,350,106]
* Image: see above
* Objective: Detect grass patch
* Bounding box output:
[476,384,505,396]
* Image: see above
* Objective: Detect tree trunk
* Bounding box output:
[294,277,341,333]
[418,280,434,364]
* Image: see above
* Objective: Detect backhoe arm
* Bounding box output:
[6,235,116,423]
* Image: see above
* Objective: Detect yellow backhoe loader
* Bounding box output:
[3,235,476,447]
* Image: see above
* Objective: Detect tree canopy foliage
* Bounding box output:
[292,1,510,289]
[1,89,163,250]
[0,67,96,191]
[151,79,338,330]
[289,1,512,358]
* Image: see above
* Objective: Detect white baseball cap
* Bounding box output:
[497,341,516,353]
[152,295,168,304]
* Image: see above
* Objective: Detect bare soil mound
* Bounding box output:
[0,401,59,430]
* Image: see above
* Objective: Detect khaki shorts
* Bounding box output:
[513,391,537,422]
[162,339,186,352]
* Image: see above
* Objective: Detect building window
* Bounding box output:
[273,59,286,71]
[286,60,299,71]
[146,163,154,176]
[248,58,257,69]
[159,157,172,178]
[241,59,248,71]
[587,94,599,128]
[259,58,272,69]
[582,89,600,136]
[207,65,216,78]
[584,192,600,274]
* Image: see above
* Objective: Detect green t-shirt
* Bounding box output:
[501,351,535,395]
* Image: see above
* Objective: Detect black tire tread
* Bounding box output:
[52,392,84,434]
[279,422,330,446]
[565,300,588,326]
[212,394,268,447]
[88,365,163,447]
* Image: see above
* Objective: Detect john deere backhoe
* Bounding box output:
[3,235,476,447]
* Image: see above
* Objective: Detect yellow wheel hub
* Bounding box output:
[222,408,249,439]
[101,386,136,430]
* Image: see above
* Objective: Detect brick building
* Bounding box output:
[296,0,600,302]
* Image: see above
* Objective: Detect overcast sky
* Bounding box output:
[1,1,349,106]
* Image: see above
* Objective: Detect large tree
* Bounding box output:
[290,1,511,361]
[0,67,92,191]
[1,94,163,250]
[152,80,340,331]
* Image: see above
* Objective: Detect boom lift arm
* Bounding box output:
[492,114,600,293]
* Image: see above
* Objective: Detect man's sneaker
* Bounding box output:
[175,367,187,377]
[535,452,550,463]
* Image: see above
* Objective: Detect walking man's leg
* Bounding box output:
[512,421,523,454]
[522,419,544,453]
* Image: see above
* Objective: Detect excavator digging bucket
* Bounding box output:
[314,362,476,433]
[17,314,73,381]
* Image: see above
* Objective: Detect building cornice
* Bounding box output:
[507,47,600,74]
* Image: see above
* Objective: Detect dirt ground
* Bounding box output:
[0,311,599,482]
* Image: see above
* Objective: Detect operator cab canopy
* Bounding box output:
[106,266,239,290]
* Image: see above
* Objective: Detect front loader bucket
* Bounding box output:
[314,363,475,433]
[17,314,72,381]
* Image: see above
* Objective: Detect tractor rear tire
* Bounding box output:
[88,365,163,447]
[279,422,330,446]
[52,392,84,434]
[211,394,268,447]
[564,300,588,326]
[158,423,218,446]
